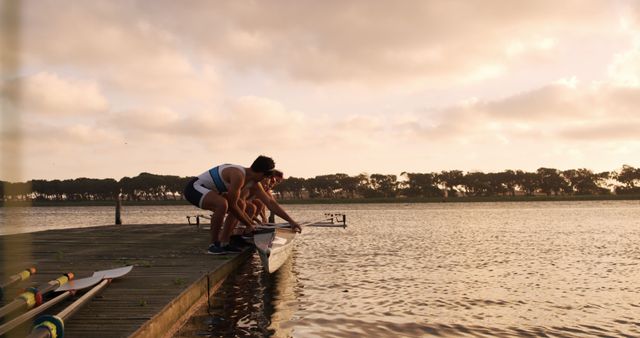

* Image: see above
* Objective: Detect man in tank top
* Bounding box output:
[184,155,301,254]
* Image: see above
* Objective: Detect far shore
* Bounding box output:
[1,194,639,207]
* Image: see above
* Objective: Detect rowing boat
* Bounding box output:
[253,226,296,274]
[253,214,346,273]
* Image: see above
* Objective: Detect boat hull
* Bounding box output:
[254,228,296,273]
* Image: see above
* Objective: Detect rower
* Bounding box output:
[183,156,272,254]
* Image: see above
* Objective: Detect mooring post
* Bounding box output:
[268,211,275,223]
[115,196,122,225]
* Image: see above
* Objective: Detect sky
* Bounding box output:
[1,0,639,181]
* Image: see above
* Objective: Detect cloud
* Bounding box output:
[1,72,108,116]
[392,80,640,143]
[608,39,640,87]
[559,121,640,140]
[20,1,223,106]
[16,0,621,89]
[4,1,640,179]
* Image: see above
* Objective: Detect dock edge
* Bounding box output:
[129,250,253,338]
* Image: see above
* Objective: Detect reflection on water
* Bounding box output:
[2,201,640,337]
[174,255,297,338]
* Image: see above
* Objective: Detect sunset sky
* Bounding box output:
[1,0,639,181]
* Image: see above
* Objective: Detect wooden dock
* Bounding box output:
[0,223,252,338]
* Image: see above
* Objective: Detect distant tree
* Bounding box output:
[562,169,605,195]
[615,165,640,194]
[461,172,483,196]
[537,168,568,196]
[515,170,539,196]
[368,174,398,198]
[275,176,306,199]
[499,170,518,196]
[435,170,465,197]
[400,172,442,197]
[336,174,361,198]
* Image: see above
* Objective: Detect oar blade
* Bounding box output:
[91,265,133,279]
[54,275,103,292]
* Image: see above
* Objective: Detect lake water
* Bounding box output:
[2,201,640,337]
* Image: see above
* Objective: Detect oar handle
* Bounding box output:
[0,267,36,298]
[0,292,70,336]
[28,279,111,338]
[0,272,75,318]
[27,315,62,338]
[40,273,75,295]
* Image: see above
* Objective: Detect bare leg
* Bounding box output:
[201,192,228,244]
[220,199,245,244]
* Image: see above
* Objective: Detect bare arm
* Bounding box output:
[253,183,301,232]
[225,170,255,226]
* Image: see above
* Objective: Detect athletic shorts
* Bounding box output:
[184,177,217,208]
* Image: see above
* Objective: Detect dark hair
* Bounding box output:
[271,169,284,178]
[251,155,275,174]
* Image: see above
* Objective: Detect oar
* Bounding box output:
[307,213,347,228]
[257,217,334,230]
[0,267,37,300]
[0,266,133,336]
[28,266,134,338]
[0,273,74,319]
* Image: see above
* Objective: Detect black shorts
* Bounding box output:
[184,177,207,208]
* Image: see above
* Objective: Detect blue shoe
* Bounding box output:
[206,244,226,255]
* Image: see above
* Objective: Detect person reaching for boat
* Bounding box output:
[226,169,300,241]
[246,170,301,233]
[183,156,273,254]
[252,170,284,223]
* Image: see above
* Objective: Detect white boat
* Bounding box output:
[252,215,346,273]
[253,227,296,273]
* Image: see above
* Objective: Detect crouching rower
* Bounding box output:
[183,155,301,254]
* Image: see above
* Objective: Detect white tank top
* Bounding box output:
[196,164,253,192]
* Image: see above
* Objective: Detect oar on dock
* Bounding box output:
[0,267,37,300]
[0,273,74,319]
[27,266,134,338]
[0,266,133,337]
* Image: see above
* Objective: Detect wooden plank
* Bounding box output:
[0,223,252,338]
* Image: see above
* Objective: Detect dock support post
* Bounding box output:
[115,197,122,225]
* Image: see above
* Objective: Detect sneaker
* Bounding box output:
[206,244,226,255]
[221,244,243,253]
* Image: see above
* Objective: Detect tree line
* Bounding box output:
[1,165,639,202]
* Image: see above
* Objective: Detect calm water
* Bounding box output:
[2,201,640,337]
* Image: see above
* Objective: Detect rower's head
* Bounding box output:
[269,170,284,185]
[251,155,276,178]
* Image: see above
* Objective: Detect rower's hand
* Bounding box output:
[291,222,302,233]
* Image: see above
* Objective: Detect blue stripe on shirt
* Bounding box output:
[209,166,228,193]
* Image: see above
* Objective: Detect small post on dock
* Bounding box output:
[268,211,275,223]
[115,196,122,225]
